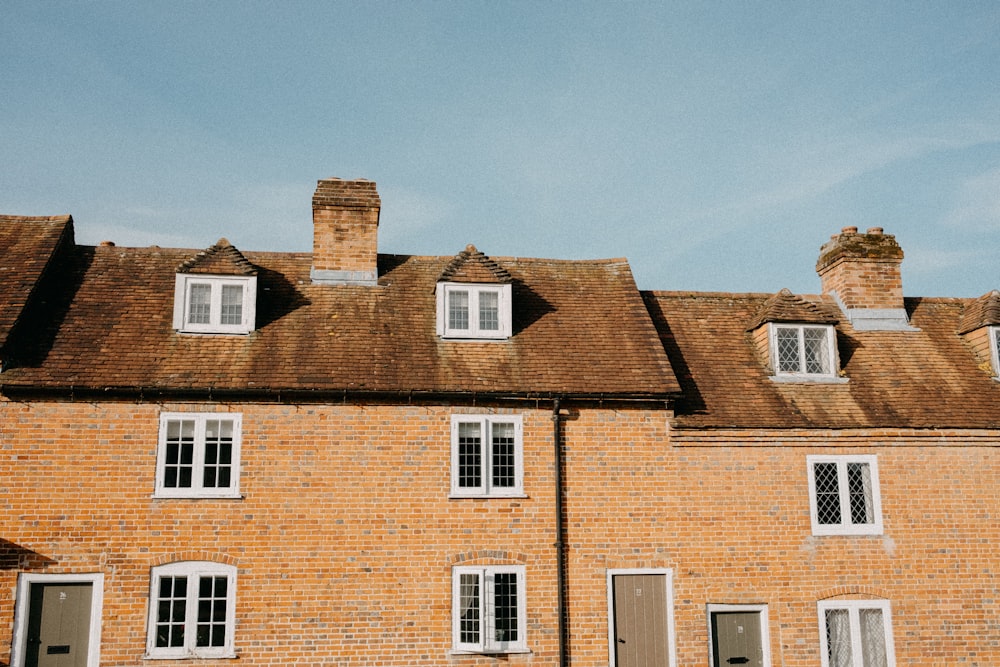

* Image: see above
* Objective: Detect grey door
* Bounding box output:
[612,574,670,667]
[25,583,93,667]
[711,611,764,667]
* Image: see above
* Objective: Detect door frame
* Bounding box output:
[606,568,676,667]
[707,603,771,667]
[10,572,105,667]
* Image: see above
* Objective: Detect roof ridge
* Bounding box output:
[437,244,513,283]
[177,238,258,276]
[746,287,839,330]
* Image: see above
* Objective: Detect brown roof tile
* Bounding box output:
[957,289,1000,334]
[746,288,839,330]
[0,215,73,350]
[177,238,258,276]
[1,244,678,399]
[437,245,513,284]
[646,290,1000,429]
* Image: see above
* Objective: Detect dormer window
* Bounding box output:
[990,327,1000,377]
[174,275,256,334]
[772,324,836,377]
[438,283,512,339]
[435,245,514,340]
[172,238,258,335]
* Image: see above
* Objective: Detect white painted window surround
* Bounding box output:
[807,455,883,536]
[450,414,524,498]
[173,274,257,334]
[770,323,842,381]
[154,413,242,499]
[818,599,895,667]
[146,561,237,660]
[451,565,527,654]
[436,282,512,339]
[989,326,1000,378]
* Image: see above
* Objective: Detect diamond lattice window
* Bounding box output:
[772,324,836,377]
[807,456,882,535]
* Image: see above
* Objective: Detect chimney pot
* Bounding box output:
[867,227,883,235]
[842,226,858,234]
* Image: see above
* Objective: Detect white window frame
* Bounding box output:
[770,323,838,378]
[817,599,895,667]
[451,565,528,655]
[807,455,883,536]
[436,282,512,340]
[173,274,257,334]
[10,573,105,667]
[146,561,237,660]
[154,413,243,499]
[450,415,524,498]
[989,326,1000,378]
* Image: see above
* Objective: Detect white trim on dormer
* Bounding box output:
[173,273,257,335]
[436,282,512,340]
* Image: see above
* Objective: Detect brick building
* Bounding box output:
[1,181,997,666]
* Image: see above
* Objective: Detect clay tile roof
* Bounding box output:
[1,243,678,399]
[0,215,73,349]
[437,245,513,284]
[746,288,839,330]
[177,238,257,276]
[957,289,1000,334]
[647,290,1000,429]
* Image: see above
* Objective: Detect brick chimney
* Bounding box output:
[311,178,381,285]
[816,227,915,330]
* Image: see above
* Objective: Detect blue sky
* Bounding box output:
[3,2,999,295]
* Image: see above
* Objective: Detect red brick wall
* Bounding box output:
[2,400,998,665]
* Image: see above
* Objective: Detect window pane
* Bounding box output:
[156,576,187,648]
[220,285,243,325]
[188,284,212,324]
[814,462,842,525]
[449,291,469,330]
[860,608,888,667]
[776,327,801,372]
[459,573,481,645]
[825,609,852,667]
[203,419,234,489]
[479,290,499,331]
[164,420,195,488]
[491,422,516,489]
[196,576,228,648]
[458,422,482,489]
[847,462,874,525]
[493,572,518,643]
[803,327,831,374]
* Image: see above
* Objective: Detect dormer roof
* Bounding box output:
[177,238,257,276]
[746,288,839,331]
[957,290,1000,335]
[437,245,512,284]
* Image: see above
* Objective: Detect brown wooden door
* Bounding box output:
[25,583,92,667]
[711,611,764,667]
[613,574,670,667]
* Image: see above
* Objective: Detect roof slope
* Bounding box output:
[0,244,678,398]
[646,290,1000,429]
[0,215,72,350]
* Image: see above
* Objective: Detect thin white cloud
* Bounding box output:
[944,167,1000,230]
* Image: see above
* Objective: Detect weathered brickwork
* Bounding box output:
[0,399,570,666]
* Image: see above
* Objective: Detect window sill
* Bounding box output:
[144,651,238,660]
[449,493,527,500]
[769,374,849,384]
[151,493,244,501]
[811,527,884,537]
[449,648,531,656]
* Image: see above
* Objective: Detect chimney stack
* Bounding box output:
[816,227,914,330]
[311,178,381,285]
